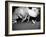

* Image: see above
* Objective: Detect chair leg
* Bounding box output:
[27,16,30,23]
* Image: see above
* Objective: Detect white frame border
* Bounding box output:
[8,2,44,35]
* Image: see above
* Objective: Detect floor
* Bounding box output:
[12,20,40,30]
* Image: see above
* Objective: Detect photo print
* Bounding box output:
[12,6,40,30]
[5,1,45,36]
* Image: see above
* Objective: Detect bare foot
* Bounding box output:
[32,20,36,24]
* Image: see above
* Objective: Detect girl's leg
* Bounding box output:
[21,15,27,22]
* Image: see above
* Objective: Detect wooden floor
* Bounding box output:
[12,21,40,30]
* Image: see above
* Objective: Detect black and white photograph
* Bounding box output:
[12,6,40,30]
[5,1,45,36]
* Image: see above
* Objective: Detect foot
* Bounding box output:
[32,20,36,24]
